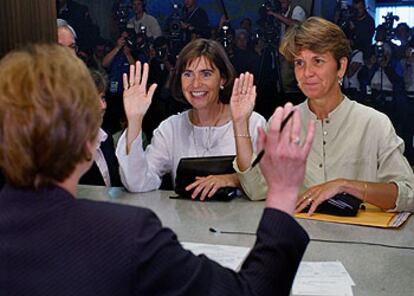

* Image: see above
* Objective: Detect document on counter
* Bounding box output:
[292,261,355,296]
[182,242,250,271]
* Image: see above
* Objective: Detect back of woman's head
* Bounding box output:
[170,38,236,104]
[0,44,101,189]
[280,17,351,65]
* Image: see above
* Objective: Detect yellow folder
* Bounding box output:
[295,203,411,228]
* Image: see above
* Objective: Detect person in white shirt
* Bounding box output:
[126,0,162,39]
[116,39,266,199]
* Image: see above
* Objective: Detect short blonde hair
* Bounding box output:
[280,17,351,66]
[0,44,101,189]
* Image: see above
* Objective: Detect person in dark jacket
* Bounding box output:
[0,43,312,296]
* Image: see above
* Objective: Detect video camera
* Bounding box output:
[256,0,281,45]
[220,25,232,51]
[335,0,356,31]
[382,12,399,41]
[374,12,399,63]
[114,2,132,31]
[169,3,183,40]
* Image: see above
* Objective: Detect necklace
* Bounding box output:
[190,106,225,157]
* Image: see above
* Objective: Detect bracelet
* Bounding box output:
[235,134,251,138]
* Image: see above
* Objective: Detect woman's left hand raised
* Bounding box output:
[295,179,346,215]
[230,72,256,125]
[185,174,239,201]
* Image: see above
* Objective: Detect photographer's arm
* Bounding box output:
[267,11,300,27]
[102,36,125,68]
[122,46,136,65]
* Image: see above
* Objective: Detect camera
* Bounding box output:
[382,12,399,41]
[335,1,355,30]
[114,3,131,31]
[375,41,385,62]
[220,25,232,50]
[256,0,281,46]
[258,0,281,20]
[168,3,183,40]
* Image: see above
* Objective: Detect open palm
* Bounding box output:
[230,72,256,124]
[123,61,157,121]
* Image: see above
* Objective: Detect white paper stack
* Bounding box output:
[182,242,250,271]
[292,261,355,296]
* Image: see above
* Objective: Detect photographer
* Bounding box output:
[181,0,210,41]
[266,0,306,38]
[102,30,137,133]
[265,0,307,93]
[347,0,375,58]
[145,36,179,140]
[126,0,162,39]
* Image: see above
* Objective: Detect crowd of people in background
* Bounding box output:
[55,0,414,177]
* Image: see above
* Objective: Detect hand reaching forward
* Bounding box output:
[230,72,256,125]
[257,104,315,215]
[123,61,157,121]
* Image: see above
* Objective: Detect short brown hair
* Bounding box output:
[169,38,236,104]
[0,44,101,189]
[279,17,351,67]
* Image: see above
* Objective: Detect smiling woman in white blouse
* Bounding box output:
[116,38,266,199]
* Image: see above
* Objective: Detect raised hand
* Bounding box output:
[123,61,157,121]
[230,72,256,125]
[257,104,315,215]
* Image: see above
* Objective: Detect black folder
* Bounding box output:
[174,155,239,201]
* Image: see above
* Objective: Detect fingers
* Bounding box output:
[129,64,135,86]
[147,83,158,100]
[231,78,240,98]
[291,107,301,145]
[237,73,245,95]
[302,120,316,157]
[140,62,149,86]
[122,73,128,91]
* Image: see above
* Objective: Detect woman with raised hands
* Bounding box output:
[116,38,266,199]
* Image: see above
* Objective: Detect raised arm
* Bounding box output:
[231,72,256,171]
[122,61,157,154]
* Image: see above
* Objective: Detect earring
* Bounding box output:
[338,77,343,86]
[220,85,224,90]
[85,153,92,162]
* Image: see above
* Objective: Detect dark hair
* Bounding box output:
[169,38,236,104]
[0,44,101,189]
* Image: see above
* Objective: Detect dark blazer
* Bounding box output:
[79,133,122,187]
[0,184,309,296]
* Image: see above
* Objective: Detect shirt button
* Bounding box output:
[319,163,323,168]
[326,120,330,124]
[323,131,328,136]
[323,141,326,145]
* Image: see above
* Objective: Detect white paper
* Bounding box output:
[182,242,250,271]
[292,261,355,296]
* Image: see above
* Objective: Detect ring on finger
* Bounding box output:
[308,198,313,203]
[293,137,300,145]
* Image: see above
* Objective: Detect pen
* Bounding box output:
[251,109,296,168]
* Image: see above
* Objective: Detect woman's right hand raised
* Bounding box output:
[123,61,157,121]
[230,72,256,125]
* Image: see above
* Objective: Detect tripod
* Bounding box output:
[255,34,285,119]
